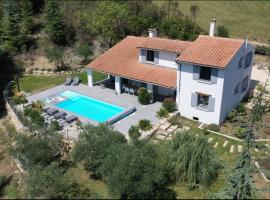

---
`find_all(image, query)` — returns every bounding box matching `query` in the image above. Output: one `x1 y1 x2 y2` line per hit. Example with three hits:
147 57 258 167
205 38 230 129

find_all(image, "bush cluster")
11 95 28 105
138 119 152 131
255 45 270 56
137 87 152 105
206 123 220 132
157 108 169 118
162 98 176 113
24 107 45 128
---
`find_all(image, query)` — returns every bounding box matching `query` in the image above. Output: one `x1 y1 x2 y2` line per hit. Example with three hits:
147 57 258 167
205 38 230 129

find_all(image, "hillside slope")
157 1 270 44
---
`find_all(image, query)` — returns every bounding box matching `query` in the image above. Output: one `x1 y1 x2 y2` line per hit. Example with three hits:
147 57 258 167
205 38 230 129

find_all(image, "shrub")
227 110 237 122
157 108 169 118
217 25 229 38
202 128 209 135
137 87 152 105
29 110 45 128
234 126 246 139
128 125 141 142
50 121 61 131
138 119 152 131
236 103 246 114
0 175 7 190
255 45 270 56
11 95 28 105
162 98 176 112
168 114 182 127
206 123 220 132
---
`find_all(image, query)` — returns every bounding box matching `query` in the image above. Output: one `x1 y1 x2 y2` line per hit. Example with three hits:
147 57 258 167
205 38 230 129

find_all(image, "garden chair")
72 76 80 86
64 77 73 86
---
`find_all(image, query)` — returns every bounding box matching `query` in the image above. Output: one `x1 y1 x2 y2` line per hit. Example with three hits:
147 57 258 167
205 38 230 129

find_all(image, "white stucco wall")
158 51 178 69
219 43 255 122
178 63 225 124
86 69 93 87
138 50 178 69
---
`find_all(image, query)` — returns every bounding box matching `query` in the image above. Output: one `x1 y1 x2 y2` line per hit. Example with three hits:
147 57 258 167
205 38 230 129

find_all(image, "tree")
75 43 93 64
26 162 95 199
160 16 201 41
1 0 22 54
72 124 127 178
20 0 34 37
84 1 130 48
168 132 221 188
217 25 229 38
213 82 268 199
12 130 62 169
44 0 67 45
45 47 64 68
100 142 176 199
190 5 199 21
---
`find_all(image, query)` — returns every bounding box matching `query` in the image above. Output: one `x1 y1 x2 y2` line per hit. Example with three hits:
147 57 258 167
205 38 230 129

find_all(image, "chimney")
209 19 216 37
148 29 157 37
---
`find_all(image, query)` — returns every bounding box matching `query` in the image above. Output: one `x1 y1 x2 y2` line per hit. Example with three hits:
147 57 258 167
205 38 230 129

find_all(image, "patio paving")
27 84 162 136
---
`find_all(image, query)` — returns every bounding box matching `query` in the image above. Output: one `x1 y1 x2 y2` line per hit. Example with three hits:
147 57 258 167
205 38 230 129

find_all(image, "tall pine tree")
212 81 269 199
44 0 66 45
21 0 33 36
1 0 22 54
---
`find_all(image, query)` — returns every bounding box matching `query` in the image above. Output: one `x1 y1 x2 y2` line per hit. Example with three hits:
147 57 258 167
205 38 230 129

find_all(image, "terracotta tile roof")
137 37 191 54
86 36 177 89
177 35 244 68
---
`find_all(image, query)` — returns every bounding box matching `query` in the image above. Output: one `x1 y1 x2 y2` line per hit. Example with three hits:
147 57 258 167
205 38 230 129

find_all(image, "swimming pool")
55 91 126 123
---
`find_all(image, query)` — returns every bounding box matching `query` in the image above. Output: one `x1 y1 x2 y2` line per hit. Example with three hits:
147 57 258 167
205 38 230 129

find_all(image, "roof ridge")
198 35 245 43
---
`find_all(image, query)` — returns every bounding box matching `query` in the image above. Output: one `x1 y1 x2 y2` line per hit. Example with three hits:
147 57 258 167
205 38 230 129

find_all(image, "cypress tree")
21 0 33 36
44 0 66 45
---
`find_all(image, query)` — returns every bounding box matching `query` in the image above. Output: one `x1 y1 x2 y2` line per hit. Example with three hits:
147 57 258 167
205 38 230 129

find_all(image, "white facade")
158 51 178 69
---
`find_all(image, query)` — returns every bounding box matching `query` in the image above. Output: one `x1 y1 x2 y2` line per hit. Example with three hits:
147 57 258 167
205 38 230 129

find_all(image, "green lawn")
156 1 270 43
18 71 107 93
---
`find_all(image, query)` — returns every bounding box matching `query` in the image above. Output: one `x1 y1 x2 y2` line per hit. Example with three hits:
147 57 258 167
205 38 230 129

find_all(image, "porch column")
176 65 181 110
115 76 122 95
86 68 93 87
147 83 153 103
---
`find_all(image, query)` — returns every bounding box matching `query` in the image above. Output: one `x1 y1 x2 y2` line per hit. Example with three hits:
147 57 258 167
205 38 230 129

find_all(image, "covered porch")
86 69 177 102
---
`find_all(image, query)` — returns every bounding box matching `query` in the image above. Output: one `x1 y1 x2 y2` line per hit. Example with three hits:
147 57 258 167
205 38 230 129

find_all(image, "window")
241 76 249 92
245 52 252 68
146 50 154 62
197 93 209 109
238 56 243 69
234 82 241 94
199 66 212 81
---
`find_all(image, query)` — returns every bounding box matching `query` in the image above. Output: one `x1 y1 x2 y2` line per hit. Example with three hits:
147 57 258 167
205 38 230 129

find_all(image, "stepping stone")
156 134 166 140
223 141 228 147
230 145 234 153
238 145 242 153
255 148 259 152
208 137 213 143
265 144 270 148
214 142 219 148
195 134 199 137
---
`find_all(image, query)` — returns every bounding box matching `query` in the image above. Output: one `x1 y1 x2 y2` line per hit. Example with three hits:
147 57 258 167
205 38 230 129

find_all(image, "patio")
26 83 162 136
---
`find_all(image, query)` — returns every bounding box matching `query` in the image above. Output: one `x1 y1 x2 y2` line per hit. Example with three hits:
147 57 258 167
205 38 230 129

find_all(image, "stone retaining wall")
27 68 85 76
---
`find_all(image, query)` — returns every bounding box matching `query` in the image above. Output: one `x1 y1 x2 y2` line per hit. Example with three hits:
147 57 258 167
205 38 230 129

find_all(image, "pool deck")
27 84 161 136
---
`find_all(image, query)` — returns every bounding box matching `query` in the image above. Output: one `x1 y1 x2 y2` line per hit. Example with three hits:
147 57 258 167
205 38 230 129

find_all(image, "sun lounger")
64 77 73 86
65 115 78 123
54 111 67 119
48 116 55 121
46 108 59 116
72 76 80 86
59 121 66 127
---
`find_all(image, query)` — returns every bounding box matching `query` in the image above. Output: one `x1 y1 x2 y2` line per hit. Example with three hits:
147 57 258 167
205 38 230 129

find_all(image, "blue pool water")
56 91 125 123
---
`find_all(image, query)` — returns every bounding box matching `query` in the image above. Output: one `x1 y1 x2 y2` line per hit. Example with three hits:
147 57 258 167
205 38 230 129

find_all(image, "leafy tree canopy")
72 124 127 178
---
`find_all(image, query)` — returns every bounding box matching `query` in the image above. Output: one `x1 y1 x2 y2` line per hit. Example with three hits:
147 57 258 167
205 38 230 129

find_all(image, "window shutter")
211 68 218 84
245 52 252 68
191 93 198 107
193 65 199 80
140 49 146 62
208 97 215 112
154 51 159 64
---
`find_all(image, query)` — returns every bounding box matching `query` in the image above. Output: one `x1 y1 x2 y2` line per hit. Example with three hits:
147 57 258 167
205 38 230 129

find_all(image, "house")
86 19 254 125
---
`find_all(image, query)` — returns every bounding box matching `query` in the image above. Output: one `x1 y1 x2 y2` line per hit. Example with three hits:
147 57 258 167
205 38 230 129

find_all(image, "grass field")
17 71 107 93
156 1 270 43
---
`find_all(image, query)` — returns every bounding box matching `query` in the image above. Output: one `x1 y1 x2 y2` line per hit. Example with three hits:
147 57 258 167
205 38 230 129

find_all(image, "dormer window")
146 50 154 62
